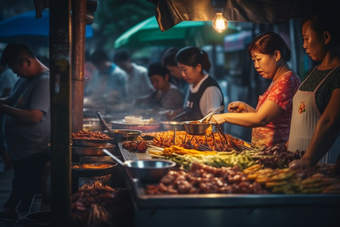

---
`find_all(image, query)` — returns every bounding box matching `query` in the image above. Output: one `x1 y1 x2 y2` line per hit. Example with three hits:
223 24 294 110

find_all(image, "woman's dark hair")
162 47 179 66
148 62 168 78
301 2 340 45
1 42 35 66
247 31 291 61
175 46 211 72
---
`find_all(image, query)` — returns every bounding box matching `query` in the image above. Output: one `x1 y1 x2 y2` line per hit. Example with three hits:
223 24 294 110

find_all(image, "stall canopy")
0 9 93 46
114 16 239 49
147 0 315 31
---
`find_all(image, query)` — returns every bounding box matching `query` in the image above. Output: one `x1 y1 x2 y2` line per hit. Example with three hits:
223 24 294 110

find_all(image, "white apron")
288 65 340 164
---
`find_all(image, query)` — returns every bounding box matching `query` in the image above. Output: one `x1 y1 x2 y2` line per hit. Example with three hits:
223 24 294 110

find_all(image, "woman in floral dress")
211 31 301 149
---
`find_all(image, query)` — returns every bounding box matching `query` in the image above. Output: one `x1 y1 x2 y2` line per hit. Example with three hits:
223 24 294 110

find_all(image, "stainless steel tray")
128 179 340 209
72 143 117 156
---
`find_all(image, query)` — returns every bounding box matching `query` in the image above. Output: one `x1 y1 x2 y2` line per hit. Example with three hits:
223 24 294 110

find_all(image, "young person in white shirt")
175 46 224 120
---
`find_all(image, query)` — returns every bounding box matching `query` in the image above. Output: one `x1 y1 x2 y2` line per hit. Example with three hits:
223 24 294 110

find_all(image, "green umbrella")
114 16 239 49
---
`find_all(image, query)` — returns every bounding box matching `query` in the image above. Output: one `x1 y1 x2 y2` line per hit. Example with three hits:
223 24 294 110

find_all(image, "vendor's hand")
159 110 176 120
289 158 311 169
228 101 248 113
209 114 226 125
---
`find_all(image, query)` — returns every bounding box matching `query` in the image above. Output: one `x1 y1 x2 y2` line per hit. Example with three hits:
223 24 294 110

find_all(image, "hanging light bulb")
212 12 228 33
211 0 228 33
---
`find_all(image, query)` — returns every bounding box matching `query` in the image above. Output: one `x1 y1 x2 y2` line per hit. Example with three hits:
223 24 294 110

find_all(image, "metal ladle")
97 111 112 132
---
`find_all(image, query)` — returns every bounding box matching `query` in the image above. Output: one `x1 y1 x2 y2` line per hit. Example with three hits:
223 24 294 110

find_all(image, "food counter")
116 134 340 227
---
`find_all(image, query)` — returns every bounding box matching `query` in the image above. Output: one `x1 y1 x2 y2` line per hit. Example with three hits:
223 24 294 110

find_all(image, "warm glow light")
212 12 228 33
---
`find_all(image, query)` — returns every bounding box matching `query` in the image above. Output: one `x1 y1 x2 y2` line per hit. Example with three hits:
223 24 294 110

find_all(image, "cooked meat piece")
177 180 192 194
160 174 177 185
130 141 137 151
122 141 131 150
137 140 147 152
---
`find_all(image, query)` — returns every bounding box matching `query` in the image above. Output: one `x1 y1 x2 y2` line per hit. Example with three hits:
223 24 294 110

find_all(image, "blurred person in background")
175 46 224 121
85 49 128 103
0 53 18 173
162 47 189 98
84 50 96 88
133 62 183 115
113 49 154 102
0 42 50 221
210 32 301 150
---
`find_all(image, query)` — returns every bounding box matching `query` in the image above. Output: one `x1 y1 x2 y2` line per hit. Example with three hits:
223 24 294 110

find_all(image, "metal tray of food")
71 138 113 147
128 179 340 209
111 120 161 132
71 162 118 177
72 143 117 156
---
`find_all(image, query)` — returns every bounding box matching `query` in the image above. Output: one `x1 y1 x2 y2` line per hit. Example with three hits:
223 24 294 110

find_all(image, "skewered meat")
70 182 133 227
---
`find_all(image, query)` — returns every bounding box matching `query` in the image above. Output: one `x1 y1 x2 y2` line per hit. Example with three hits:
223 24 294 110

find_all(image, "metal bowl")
183 122 212 135
111 120 161 132
161 121 185 131
124 159 176 182
72 143 117 156
109 129 142 141
71 139 111 147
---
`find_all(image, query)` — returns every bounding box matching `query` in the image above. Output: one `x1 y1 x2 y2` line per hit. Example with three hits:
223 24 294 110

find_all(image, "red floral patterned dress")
251 71 301 149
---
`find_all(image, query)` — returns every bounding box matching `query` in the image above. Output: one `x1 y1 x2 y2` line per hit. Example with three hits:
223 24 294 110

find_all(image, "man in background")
85 49 128 103
0 42 50 221
113 49 154 102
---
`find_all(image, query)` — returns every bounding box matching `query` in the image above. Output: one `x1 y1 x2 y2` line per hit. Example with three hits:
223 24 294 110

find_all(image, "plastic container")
124 115 143 124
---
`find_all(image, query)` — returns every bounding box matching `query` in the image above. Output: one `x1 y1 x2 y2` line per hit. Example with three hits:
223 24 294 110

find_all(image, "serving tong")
184 105 225 124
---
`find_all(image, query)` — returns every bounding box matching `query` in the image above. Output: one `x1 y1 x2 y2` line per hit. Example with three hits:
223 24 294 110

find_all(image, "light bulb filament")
212 12 228 33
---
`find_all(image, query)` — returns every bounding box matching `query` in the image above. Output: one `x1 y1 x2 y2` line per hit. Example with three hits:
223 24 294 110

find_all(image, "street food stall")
30 0 340 226
56 119 340 227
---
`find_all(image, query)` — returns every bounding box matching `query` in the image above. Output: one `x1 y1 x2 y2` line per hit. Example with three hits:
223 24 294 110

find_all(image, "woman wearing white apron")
288 10 340 168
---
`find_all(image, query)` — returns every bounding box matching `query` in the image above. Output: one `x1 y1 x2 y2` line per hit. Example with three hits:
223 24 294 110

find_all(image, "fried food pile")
72 130 112 140
70 182 133 227
147 162 340 195
142 128 244 151
146 162 267 195
122 140 147 152
72 163 113 169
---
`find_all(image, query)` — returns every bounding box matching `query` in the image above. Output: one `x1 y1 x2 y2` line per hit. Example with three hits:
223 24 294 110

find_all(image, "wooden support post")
72 0 87 133
49 0 72 226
